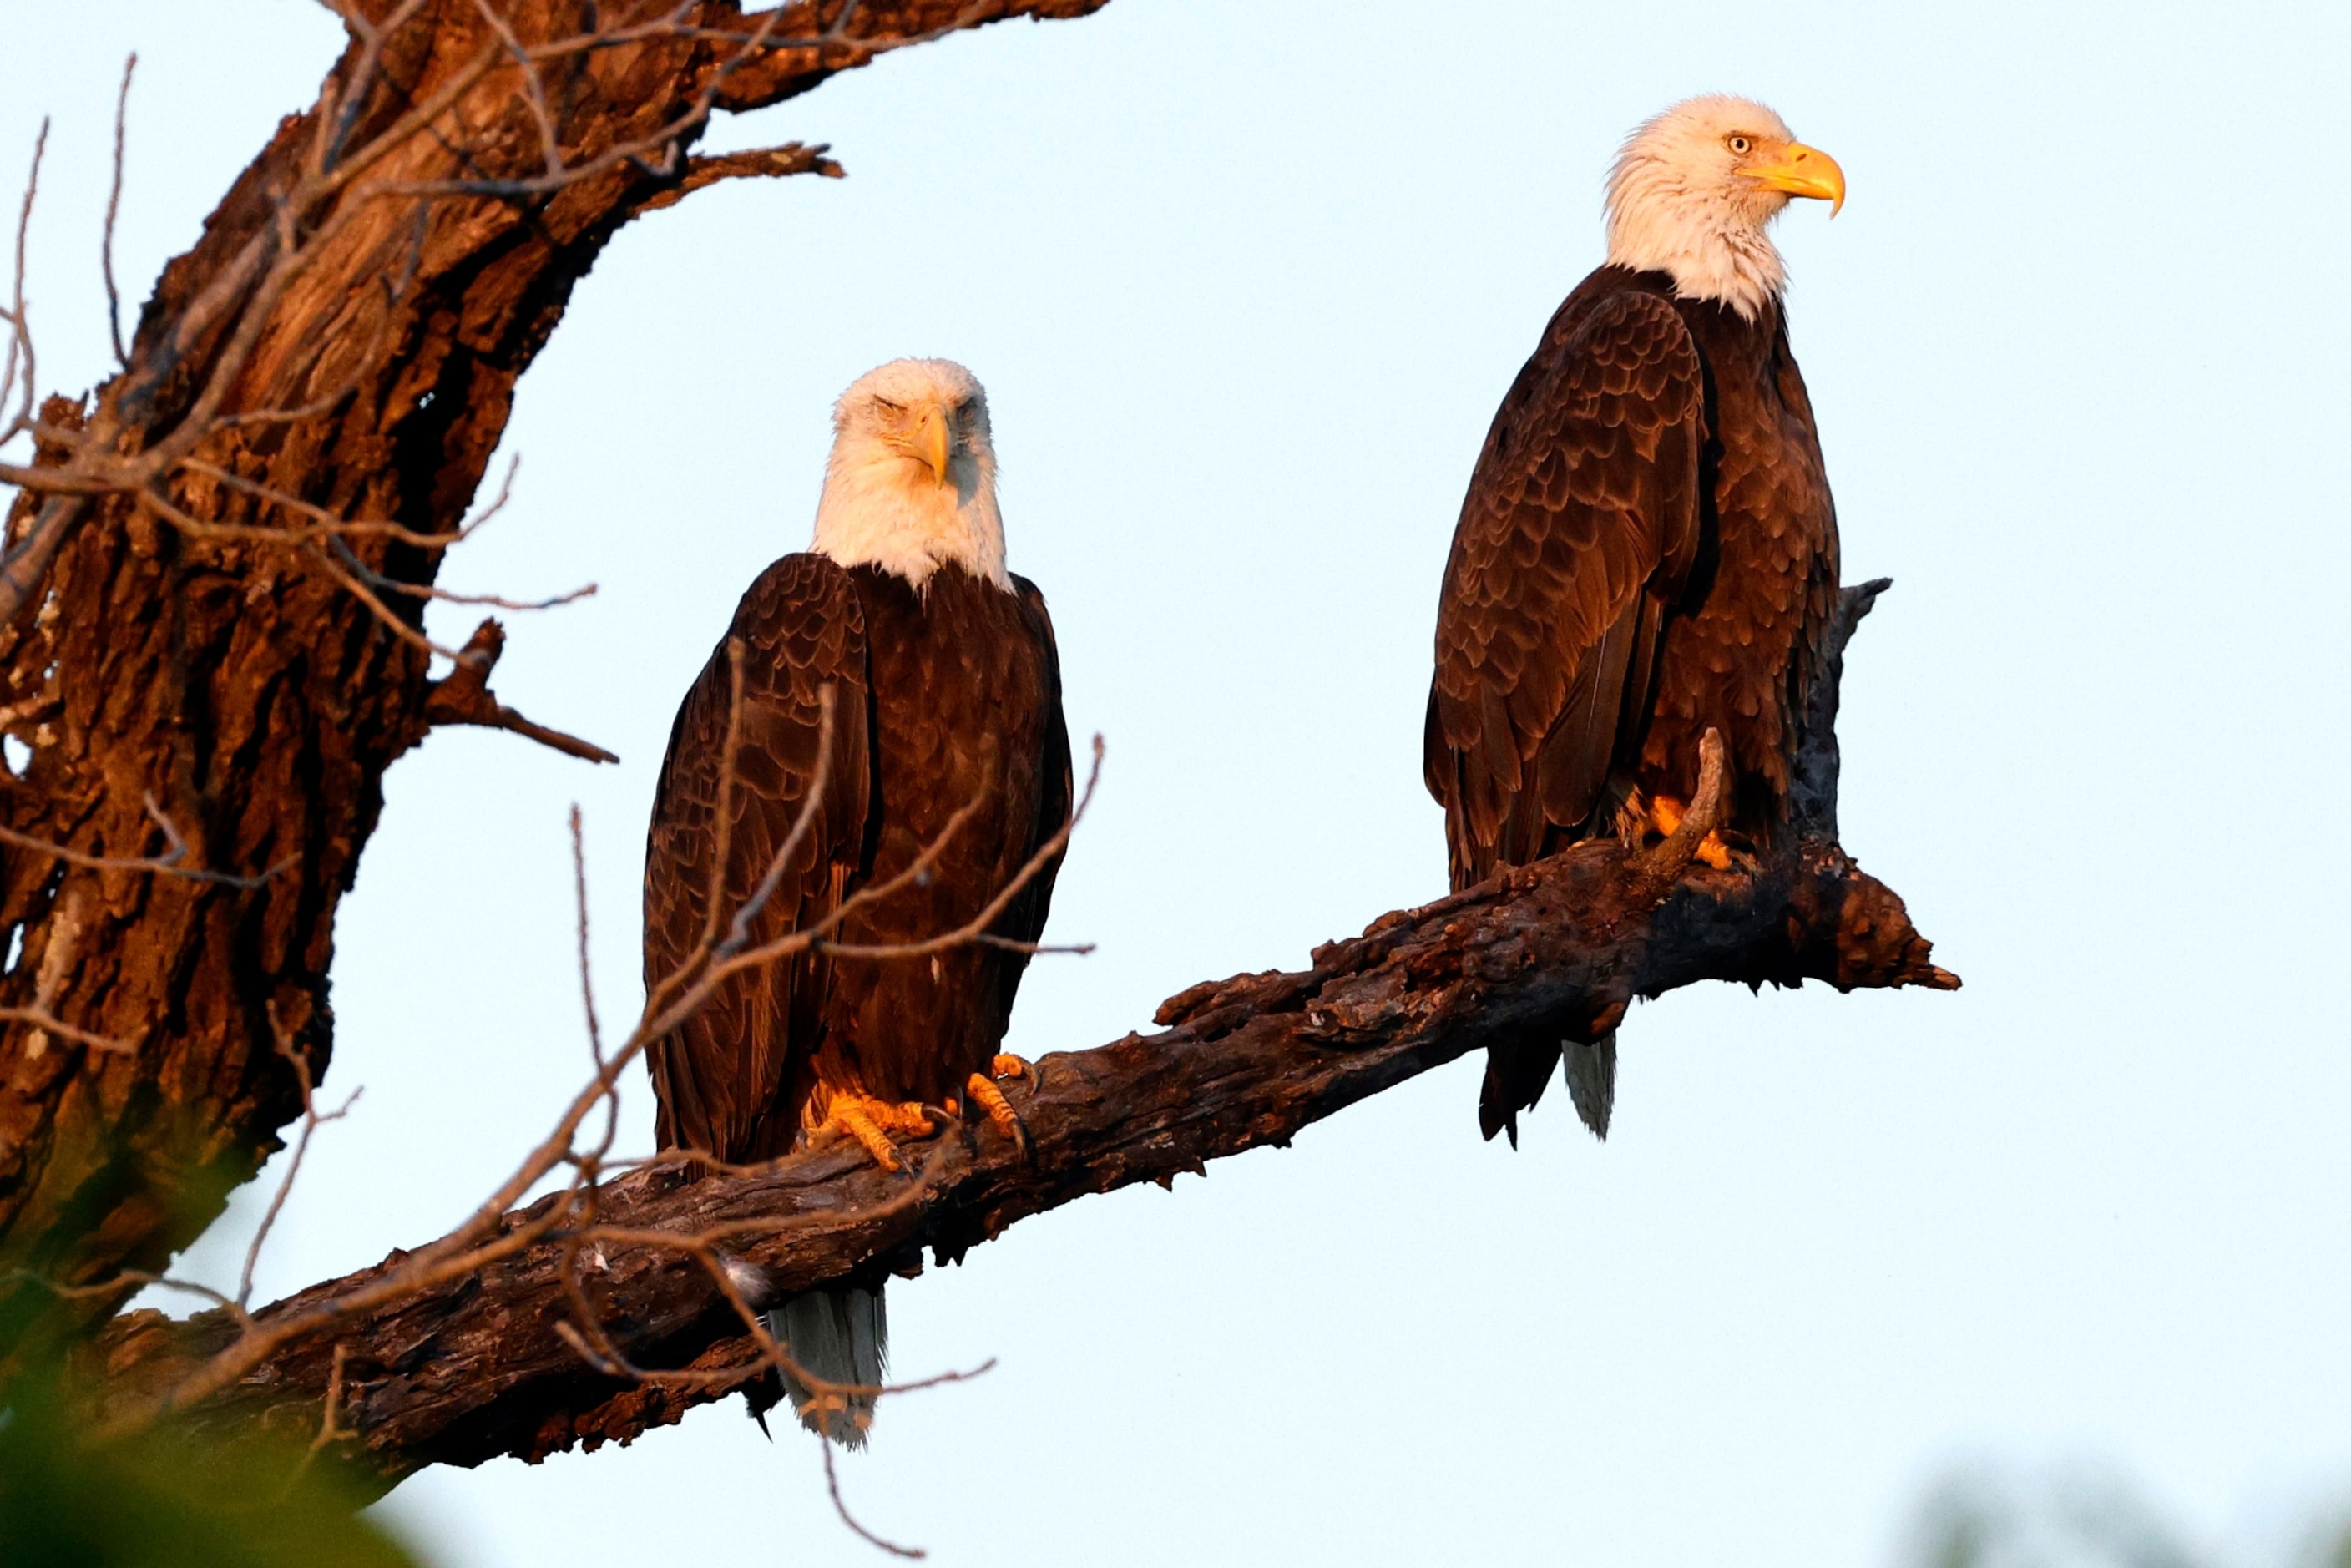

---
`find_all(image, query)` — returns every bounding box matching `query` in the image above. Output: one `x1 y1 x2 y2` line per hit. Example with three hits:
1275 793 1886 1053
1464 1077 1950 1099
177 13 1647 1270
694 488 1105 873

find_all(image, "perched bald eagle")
644 358 1071 1446
1424 95 1847 1144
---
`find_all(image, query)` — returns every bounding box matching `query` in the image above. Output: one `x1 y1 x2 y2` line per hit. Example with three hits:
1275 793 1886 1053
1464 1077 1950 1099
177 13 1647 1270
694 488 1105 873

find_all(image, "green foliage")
1909 1470 2351 1568
0 1373 422 1568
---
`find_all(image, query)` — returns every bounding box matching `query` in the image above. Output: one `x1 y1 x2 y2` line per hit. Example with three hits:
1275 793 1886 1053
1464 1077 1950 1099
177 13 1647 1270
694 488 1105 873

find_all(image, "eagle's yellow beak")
910 403 953 485
1746 141 1846 217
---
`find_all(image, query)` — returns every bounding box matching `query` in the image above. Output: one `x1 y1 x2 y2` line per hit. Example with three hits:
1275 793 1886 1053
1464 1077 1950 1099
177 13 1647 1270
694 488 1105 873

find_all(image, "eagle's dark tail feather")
1479 1034 1557 1146
766 1284 887 1449
1479 1029 1616 1145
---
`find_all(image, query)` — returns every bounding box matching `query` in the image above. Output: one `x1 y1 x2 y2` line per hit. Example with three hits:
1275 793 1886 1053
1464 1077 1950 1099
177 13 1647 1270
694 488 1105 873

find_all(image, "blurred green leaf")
0 1373 422 1568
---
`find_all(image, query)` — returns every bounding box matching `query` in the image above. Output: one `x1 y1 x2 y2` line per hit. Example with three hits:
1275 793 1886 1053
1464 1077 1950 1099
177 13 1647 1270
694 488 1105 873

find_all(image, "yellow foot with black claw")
968 1058 1034 1158
811 1092 936 1172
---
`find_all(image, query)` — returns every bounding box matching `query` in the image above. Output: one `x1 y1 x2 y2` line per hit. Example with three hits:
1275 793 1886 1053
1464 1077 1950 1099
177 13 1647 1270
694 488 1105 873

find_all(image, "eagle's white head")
811 357 1008 592
1604 94 1846 323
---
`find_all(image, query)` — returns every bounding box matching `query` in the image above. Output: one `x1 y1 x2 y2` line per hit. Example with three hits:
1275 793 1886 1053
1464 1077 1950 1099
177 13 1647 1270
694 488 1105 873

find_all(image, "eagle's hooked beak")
910 403 953 486
1745 141 1846 216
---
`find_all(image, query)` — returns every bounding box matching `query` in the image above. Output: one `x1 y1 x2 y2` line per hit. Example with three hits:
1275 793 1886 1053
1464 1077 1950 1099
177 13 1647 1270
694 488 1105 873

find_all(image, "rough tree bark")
80 584 1954 1493
0 0 1110 1375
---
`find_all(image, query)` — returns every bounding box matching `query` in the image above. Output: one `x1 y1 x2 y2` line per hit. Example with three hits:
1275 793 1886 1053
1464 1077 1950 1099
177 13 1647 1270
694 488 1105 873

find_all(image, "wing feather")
1428 286 1705 889
643 555 872 1161
991 575 1074 1033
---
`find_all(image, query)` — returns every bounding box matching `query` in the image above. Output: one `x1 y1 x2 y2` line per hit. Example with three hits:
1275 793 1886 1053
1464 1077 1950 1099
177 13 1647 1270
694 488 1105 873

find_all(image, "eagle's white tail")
1565 1030 1616 1141
766 1285 887 1449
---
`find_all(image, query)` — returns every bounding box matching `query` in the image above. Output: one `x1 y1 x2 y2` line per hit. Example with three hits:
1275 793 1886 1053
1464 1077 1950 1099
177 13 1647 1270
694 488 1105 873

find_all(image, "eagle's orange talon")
1649 796 1686 837
966 1073 1024 1138
810 1092 935 1171
990 1052 1033 1082
966 1071 1030 1156
1696 832 1733 871
824 1096 903 1171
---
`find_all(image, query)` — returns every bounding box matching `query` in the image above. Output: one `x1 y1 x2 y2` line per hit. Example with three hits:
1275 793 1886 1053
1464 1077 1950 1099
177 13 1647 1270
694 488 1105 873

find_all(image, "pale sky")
8 2 2351 1564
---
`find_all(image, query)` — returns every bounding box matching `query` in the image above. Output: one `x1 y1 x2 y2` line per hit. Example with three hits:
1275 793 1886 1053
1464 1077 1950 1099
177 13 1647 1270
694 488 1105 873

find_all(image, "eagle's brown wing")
990 574 1074 1035
1425 289 1706 891
643 554 872 1163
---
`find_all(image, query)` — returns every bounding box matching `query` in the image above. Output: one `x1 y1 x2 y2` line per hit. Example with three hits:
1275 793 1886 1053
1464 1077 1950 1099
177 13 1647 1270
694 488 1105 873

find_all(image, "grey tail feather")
766 1284 887 1450
1564 1030 1615 1141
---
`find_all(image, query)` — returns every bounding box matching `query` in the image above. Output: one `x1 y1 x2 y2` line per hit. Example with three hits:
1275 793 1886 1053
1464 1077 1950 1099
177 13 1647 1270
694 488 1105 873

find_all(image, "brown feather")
643 557 1067 1164
1428 266 1838 1141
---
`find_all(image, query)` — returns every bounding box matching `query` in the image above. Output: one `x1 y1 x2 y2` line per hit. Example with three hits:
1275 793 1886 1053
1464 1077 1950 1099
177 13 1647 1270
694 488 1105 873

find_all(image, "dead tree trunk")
0 0 1110 1377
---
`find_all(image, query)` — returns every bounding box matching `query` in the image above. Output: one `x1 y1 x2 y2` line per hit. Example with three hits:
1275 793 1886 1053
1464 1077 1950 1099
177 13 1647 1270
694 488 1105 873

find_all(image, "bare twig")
816 735 1102 961
238 1014 361 1311
301 540 473 663
3 119 46 442
164 458 500 552
421 619 619 765
8 1267 239 1318
103 55 136 369
720 684 839 957
571 807 605 1074
824 1436 926 1559
0 792 286 888
0 1004 132 1057
326 533 595 614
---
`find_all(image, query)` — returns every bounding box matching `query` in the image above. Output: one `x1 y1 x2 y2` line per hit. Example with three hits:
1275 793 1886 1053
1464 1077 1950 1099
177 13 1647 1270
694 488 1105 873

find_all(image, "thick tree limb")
81 584 1954 1490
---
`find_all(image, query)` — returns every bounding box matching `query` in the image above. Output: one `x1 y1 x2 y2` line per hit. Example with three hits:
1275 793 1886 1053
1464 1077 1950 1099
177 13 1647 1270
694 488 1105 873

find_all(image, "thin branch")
165 457 500 552
103 54 136 370
720 684 839 956
0 1004 132 1056
3 119 46 442
422 618 620 765
571 807 605 1074
285 1343 354 1489
327 532 595 614
238 1012 361 1310
0 792 287 888
824 1437 926 1560
300 540 472 663
8 1267 241 1318
815 735 1101 961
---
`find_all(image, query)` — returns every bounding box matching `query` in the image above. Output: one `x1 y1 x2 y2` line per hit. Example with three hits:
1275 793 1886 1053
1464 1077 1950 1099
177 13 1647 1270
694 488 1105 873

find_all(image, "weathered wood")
0 0 1110 1373
83 583 1952 1486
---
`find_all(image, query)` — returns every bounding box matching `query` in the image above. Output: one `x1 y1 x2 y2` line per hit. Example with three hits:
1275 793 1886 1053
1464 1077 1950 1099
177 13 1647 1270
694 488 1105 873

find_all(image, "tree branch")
2 0 1112 1368
419 619 619 765
79 584 1954 1490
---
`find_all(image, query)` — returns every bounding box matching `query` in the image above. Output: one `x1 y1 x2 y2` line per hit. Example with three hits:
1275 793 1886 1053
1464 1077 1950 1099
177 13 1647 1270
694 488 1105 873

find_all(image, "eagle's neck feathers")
1604 167 1787 324
811 450 1009 594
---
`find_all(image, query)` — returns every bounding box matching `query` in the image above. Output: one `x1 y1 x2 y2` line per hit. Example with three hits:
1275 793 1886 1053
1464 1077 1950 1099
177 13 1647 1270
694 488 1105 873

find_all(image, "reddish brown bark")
86 803 1950 1485
0 0 1110 1373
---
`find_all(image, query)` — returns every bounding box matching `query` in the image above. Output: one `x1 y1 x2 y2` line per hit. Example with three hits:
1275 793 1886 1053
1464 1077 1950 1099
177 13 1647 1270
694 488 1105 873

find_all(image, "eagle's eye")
872 397 903 418
1727 134 1752 155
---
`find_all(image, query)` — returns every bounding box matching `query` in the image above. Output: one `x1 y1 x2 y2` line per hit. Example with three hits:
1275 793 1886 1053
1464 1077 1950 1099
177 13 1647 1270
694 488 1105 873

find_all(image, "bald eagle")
644 358 1071 1446
1424 95 1847 1144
